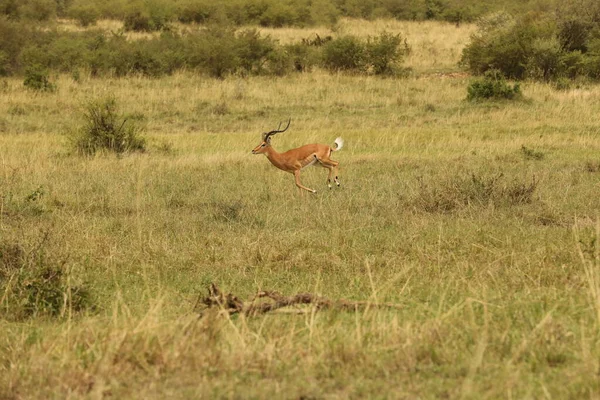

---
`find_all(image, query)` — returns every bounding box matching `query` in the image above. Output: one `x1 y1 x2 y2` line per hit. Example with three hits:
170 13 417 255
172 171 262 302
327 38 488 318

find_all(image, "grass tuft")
72 96 146 155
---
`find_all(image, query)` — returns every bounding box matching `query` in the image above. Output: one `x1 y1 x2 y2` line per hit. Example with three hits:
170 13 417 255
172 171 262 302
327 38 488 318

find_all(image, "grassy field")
1 19 600 399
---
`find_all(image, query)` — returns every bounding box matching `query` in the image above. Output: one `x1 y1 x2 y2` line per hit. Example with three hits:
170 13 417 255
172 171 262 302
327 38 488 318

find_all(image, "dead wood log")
197 284 403 316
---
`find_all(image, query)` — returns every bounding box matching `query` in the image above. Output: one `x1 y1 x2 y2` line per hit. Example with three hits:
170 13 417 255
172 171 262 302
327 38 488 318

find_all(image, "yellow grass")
1 20 600 399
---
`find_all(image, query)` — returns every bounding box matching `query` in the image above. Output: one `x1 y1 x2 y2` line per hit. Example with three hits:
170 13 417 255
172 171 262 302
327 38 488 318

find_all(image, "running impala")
251 119 344 193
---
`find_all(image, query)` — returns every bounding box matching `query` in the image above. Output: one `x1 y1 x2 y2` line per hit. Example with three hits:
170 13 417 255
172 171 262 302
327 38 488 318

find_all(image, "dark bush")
73 97 146 155
467 70 521 101
23 65 56 92
176 0 218 24
0 17 31 76
123 0 173 32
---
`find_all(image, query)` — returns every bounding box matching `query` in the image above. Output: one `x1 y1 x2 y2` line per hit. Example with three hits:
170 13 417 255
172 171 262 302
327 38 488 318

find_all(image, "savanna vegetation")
1 3 600 400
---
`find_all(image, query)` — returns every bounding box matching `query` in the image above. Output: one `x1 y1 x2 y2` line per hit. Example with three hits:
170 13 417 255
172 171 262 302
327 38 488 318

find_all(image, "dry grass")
1 20 600 399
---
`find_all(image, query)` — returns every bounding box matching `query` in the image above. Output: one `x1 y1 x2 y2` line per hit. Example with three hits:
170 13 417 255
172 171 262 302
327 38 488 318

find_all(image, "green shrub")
525 37 563 81
187 27 239 78
23 65 56 92
19 0 56 21
67 2 99 27
0 17 31 76
460 12 553 79
176 0 218 23
466 70 521 101
235 28 276 74
365 31 409 75
123 0 173 32
73 97 146 155
284 42 320 72
259 2 298 27
322 35 365 72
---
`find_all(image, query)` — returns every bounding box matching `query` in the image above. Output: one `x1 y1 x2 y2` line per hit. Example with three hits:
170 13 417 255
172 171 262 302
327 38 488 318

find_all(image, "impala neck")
263 145 286 170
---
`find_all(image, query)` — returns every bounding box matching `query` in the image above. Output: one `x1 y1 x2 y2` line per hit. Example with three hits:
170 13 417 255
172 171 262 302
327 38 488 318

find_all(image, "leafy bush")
67 2 100 27
525 37 563 81
461 5 600 82
259 2 298 27
123 0 174 32
23 65 56 92
73 97 146 155
321 33 409 75
0 17 31 76
18 0 56 21
235 28 276 74
176 0 219 23
467 70 521 101
322 35 365 71
364 31 409 75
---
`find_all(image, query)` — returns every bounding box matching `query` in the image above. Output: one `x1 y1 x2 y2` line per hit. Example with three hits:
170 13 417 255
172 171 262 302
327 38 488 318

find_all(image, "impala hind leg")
294 170 316 193
317 158 340 188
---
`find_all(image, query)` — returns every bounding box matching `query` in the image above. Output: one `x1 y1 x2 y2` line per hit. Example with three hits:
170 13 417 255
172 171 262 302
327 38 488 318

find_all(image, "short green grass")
1 22 600 399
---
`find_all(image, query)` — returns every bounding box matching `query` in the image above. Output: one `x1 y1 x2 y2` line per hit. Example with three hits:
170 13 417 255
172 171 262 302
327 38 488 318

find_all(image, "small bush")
235 28 276 75
322 35 365 72
19 0 56 21
176 0 218 23
73 96 146 155
364 31 409 75
467 70 521 101
123 0 173 32
23 65 56 92
67 3 99 27
259 2 298 27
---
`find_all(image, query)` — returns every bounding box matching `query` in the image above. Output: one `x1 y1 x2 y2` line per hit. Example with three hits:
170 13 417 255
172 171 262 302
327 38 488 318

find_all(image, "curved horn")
263 118 291 142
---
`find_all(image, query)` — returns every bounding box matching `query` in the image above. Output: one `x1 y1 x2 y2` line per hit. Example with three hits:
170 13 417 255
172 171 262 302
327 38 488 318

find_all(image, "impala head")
252 119 291 154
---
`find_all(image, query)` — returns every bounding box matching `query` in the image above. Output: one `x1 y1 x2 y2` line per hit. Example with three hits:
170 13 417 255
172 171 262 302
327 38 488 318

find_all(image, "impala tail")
333 137 344 151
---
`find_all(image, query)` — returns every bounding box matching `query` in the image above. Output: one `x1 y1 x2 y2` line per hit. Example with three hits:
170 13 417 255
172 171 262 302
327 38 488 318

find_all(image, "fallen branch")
197 283 403 316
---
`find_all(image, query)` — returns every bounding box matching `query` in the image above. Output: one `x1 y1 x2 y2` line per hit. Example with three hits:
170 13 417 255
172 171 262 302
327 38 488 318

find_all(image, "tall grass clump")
73 96 146 155
0 236 94 321
413 172 537 213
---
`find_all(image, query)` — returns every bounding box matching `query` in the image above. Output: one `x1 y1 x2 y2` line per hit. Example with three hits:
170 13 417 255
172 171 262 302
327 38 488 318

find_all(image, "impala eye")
261 143 265 147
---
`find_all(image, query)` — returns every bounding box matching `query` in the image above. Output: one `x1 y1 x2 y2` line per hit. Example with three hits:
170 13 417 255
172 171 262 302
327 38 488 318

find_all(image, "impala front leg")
294 170 316 193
